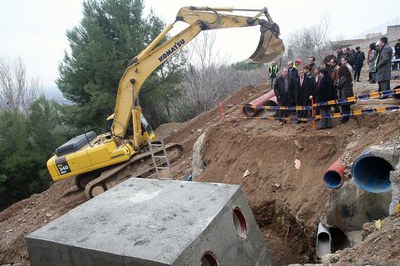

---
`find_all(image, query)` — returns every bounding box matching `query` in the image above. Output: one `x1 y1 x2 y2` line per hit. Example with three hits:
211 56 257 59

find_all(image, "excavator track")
83 143 183 198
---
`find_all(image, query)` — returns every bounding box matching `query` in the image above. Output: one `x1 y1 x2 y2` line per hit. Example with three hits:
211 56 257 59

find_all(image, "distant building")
330 24 400 52
364 33 381 40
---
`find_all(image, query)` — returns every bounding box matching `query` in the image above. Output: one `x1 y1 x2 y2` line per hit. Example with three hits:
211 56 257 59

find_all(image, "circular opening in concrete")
233 207 248 239
352 156 394 193
323 170 343 189
201 251 219 266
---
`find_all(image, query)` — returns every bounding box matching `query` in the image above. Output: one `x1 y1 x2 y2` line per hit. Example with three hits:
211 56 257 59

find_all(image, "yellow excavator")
46 6 285 198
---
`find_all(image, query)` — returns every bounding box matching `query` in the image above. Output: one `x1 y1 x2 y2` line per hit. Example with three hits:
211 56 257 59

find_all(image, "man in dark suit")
314 68 336 129
287 61 299 80
274 67 297 124
376 36 393 94
296 66 315 121
354 46 365 82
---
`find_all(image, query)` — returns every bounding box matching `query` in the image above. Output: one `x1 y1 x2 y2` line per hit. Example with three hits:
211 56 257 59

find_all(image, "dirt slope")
1 81 400 265
0 178 86 264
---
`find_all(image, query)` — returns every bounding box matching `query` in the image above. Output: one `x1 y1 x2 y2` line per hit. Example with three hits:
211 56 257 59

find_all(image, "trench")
252 200 316 265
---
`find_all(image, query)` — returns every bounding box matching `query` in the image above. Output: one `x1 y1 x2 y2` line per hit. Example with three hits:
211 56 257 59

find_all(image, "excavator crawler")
47 6 284 198
83 143 183 198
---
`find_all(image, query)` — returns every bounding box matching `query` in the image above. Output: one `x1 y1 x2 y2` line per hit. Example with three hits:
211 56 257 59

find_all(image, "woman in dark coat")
314 68 336 129
367 42 377 83
337 65 354 123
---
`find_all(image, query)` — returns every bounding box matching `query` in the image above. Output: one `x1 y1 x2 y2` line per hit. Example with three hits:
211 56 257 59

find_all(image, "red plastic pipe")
323 158 345 189
242 90 276 117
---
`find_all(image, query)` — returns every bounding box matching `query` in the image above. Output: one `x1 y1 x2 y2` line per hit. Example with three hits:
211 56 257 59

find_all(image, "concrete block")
26 178 273 266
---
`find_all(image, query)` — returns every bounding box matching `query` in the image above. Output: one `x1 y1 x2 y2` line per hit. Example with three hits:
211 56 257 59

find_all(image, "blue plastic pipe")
352 151 394 193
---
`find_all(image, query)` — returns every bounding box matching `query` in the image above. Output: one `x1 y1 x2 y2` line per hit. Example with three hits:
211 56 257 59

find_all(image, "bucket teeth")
247 24 285 64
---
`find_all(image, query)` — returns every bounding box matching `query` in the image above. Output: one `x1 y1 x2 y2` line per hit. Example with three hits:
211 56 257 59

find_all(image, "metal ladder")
147 139 172 180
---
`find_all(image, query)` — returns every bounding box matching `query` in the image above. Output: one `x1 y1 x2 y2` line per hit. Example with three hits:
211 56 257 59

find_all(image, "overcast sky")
0 0 399 88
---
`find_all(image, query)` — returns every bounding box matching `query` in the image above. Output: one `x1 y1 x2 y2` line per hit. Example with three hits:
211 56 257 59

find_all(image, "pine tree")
0 97 70 210
57 0 185 131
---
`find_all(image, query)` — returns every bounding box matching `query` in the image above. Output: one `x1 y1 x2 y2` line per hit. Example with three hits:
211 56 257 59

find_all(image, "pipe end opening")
324 171 344 189
352 156 394 193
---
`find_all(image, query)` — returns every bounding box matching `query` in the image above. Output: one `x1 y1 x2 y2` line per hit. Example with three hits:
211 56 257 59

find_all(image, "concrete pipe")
316 223 331 258
392 85 400 103
352 146 399 193
242 90 277 117
323 158 345 189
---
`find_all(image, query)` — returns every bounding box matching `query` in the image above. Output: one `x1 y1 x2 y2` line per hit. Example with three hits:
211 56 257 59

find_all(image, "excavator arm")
111 6 285 146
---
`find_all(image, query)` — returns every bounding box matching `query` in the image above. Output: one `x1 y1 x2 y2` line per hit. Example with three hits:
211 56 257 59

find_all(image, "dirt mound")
326 213 400 265
1 81 400 265
154 122 186 140
0 178 86 264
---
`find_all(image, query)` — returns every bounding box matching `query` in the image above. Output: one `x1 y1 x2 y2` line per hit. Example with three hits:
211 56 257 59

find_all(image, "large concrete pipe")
352 146 399 193
323 158 345 189
389 165 400 215
242 90 278 117
316 223 331 258
392 85 400 103
326 179 392 232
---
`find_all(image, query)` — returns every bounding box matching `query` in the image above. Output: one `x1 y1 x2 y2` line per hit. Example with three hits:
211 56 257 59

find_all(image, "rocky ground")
1 75 400 265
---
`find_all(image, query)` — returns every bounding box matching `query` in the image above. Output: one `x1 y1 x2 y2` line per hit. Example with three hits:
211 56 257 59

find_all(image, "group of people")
392 39 400 71
268 36 395 130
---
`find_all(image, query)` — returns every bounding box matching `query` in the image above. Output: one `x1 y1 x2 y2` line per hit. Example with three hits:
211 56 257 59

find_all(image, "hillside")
1 80 400 265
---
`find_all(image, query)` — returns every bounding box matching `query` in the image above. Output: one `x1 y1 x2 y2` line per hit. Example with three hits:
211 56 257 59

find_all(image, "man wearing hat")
376 36 393 94
354 46 365 82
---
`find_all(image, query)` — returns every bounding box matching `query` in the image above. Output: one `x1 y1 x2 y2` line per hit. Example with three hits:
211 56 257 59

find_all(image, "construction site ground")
1 75 400 265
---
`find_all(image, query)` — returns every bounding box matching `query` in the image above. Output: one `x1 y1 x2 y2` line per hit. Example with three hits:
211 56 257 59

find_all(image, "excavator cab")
139 113 156 144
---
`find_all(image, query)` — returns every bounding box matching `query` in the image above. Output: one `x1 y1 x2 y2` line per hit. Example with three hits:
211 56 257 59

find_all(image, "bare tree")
0 57 41 112
283 16 331 66
186 31 229 69
174 31 262 117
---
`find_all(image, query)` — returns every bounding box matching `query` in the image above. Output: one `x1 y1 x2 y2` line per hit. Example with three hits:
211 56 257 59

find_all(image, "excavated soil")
1 80 400 265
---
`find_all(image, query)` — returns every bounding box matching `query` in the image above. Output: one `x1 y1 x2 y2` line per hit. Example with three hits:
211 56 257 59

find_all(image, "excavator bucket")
247 22 285 64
